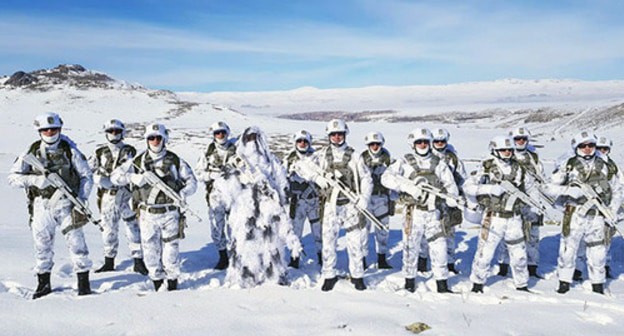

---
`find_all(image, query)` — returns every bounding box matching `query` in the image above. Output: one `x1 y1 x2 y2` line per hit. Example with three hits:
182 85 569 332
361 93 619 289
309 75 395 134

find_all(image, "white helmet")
293 130 312 153
571 131 597 159
34 112 63 144
431 128 450 151
509 127 531 150
596 136 613 149
325 119 349 135
103 119 125 144
407 128 432 156
209 121 230 145
364 131 385 155
33 112 63 130
489 135 514 161
144 123 168 153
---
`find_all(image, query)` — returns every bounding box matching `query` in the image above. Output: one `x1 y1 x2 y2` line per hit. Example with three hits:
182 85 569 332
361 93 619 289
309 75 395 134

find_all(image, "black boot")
153 279 164 291
528 265 542 279
516 286 530 292
556 281 570 294
351 277 366 291
167 279 178 291
471 283 484 293
606 266 613 279
288 257 300 269
573 269 583 281
215 249 229 270
133 258 149 276
417 257 428 272
405 278 416 293
95 257 115 273
321 277 338 292
33 272 52 299
317 252 323 266
77 271 91 296
447 263 458 274
362 257 368 270
497 263 509 276
377 254 392 269
436 279 453 293
592 283 604 294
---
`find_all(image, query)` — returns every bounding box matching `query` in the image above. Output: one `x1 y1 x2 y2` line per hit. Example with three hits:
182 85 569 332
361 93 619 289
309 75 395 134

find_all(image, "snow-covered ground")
1 79 624 335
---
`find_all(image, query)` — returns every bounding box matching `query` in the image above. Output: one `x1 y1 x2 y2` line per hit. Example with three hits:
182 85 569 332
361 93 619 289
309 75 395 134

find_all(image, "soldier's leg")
470 216 505 285
321 206 341 279
403 210 426 280
584 216 607 285
505 217 529 288
161 211 182 283
371 196 390 256
120 197 142 259
139 212 166 281
31 199 58 274
99 194 121 259
424 211 449 281
557 214 585 283
345 204 366 279
306 199 322 254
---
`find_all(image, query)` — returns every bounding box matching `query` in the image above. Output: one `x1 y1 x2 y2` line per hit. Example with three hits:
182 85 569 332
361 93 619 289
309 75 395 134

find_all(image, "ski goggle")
106 129 123 135
147 135 163 141
577 143 596 149
414 139 429 145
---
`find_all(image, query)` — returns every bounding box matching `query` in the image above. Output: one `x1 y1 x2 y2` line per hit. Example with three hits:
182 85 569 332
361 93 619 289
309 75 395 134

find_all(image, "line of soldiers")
8 112 622 298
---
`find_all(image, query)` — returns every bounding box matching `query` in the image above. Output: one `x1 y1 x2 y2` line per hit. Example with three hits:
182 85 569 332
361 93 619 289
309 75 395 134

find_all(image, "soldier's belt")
139 204 178 214
490 211 519 219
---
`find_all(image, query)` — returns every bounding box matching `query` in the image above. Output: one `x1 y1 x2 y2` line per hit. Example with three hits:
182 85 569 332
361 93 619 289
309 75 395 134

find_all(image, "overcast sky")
1 0 623 92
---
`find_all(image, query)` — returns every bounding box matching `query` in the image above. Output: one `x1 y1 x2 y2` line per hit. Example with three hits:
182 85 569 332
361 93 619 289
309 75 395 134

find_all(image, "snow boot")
606 266 613 279
215 249 229 270
33 272 52 300
317 252 323 266
573 269 583 281
556 281 570 294
405 278 416 293
528 265 542 279
436 279 453 293
167 279 178 291
288 257 300 269
77 271 91 296
377 254 392 269
351 278 366 291
516 286 530 292
153 279 164 291
497 263 509 276
447 263 458 274
471 283 484 293
417 257 428 272
95 257 115 273
133 258 149 276
321 277 338 292
592 283 604 294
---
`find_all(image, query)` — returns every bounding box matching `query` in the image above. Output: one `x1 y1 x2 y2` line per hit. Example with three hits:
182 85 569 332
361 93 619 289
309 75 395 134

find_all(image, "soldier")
8 112 93 298
89 119 148 275
195 121 236 270
111 123 197 291
464 135 530 293
296 119 373 291
283 130 322 268
497 127 545 278
360 131 394 269
381 128 458 293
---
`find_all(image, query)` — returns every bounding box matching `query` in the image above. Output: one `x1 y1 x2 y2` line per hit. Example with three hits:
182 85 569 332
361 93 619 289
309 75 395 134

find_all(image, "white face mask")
40 132 60 145
148 141 164 153
106 133 123 144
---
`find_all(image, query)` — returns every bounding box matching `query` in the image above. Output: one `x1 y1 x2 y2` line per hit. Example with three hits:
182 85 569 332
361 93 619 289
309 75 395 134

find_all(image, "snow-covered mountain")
1 65 624 335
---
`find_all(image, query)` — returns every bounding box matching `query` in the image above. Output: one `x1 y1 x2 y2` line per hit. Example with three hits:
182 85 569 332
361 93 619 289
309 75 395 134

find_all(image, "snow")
1 78 624 335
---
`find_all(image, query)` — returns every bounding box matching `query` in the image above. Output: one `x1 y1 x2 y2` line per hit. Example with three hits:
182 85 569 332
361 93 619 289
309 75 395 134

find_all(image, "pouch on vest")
447 206 463 227
562 205 575 237
63 208 89 235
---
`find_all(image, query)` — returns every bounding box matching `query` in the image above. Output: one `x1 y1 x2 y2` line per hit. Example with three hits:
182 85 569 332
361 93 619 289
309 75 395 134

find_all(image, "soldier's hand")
564 186 584 199
30 175 51 189
129 173 147 187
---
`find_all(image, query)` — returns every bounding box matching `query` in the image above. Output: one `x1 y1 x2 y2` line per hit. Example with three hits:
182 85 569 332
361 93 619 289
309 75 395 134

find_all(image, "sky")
1 0 624 92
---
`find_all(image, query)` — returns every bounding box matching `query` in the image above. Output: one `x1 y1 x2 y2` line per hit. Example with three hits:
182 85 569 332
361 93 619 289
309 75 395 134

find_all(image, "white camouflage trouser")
208 192 229 252
498 207 540 266
419 211 456 264
404 208 448 280
558 212 606 284
576 225 614 273
321 202 366 279
291 195 322 253
30 198 92 274
470 214 528 287
362 194 390 256
139 207 181 281
99 191 142 258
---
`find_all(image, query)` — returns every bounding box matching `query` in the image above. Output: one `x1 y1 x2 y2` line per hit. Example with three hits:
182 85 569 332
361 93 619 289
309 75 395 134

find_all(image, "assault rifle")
520 165 557 207
392 174 476 211
570 181 619 228
22 153 103 232
499 180 548 215
296 160 387 232
133 164 203 222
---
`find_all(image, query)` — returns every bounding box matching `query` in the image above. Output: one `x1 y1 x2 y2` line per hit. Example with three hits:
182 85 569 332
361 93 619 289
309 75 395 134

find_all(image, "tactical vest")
133 150 183 205
564 156 612 204
402 153 441 205
607 158 619 181
27 139 81 198
361 148 391 195
477 158 524 213
95 144 136 175
325 146 356 192
440 150 463 186
286 150 312 194
515 150 539 175
203 142 236 195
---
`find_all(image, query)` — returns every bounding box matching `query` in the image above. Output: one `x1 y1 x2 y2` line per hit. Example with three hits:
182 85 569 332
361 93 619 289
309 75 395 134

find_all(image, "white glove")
315 176 330 190
94 175 113 189
130 173 147 187
356 197 369 210
480 184 505 196
403 184 423 200
31 175 51 189
446 198 458 208
565 186 584 199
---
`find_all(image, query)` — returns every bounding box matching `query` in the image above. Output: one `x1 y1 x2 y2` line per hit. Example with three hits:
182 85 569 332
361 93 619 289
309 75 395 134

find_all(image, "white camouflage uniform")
8 135 93 275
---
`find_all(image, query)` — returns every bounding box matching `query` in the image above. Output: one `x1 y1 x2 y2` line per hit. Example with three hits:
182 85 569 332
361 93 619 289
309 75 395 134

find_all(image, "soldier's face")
296 139 309 150
39 128 60 136
214 130 226 140
329 132 345 145
577 142 596 156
